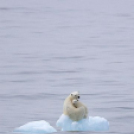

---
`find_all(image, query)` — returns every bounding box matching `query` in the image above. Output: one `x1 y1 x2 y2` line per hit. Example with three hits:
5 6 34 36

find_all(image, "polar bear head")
70 91 80 101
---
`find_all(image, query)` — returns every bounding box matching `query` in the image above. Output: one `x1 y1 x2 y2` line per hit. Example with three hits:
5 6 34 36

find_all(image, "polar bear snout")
75 95 80 100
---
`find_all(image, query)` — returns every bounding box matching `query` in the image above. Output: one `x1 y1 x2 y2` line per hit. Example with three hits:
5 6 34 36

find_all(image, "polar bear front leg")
68 106 85 121
75 106 85 121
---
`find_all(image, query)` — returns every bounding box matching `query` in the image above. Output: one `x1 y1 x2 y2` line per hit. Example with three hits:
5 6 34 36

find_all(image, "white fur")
63 91 88 121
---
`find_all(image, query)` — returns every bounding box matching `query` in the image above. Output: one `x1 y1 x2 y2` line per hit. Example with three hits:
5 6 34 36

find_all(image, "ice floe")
14 120 57 133
56 114 109 131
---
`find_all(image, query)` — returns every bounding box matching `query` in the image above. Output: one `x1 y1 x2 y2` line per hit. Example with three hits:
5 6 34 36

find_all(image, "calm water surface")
0 0 134 134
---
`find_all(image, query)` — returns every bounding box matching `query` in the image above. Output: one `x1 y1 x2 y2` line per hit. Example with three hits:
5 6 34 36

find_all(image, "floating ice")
56 114 109 132
14 120 57 134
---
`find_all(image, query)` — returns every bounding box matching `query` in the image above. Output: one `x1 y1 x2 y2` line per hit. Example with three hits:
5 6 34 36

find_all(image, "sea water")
0 0 134 134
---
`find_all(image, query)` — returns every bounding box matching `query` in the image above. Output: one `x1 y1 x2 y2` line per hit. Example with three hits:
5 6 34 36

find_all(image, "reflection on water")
0 0 134 134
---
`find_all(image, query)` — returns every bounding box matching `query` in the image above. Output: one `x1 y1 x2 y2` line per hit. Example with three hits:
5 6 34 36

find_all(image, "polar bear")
63 91 88 121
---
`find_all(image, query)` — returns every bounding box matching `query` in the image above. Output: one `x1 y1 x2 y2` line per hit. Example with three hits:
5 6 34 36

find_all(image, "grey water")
0 0 134 134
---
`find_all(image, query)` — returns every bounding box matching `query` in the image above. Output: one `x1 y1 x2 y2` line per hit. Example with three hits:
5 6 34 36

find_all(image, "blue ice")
56 114 109 132
14 120 57 134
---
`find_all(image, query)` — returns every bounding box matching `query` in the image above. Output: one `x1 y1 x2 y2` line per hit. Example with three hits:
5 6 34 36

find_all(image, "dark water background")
0 0 134 134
